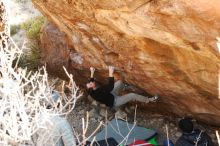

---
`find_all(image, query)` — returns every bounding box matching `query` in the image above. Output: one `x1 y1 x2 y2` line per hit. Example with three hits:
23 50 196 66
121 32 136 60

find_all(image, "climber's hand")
90 67 95 73
109 66 114 77
90 67 95 78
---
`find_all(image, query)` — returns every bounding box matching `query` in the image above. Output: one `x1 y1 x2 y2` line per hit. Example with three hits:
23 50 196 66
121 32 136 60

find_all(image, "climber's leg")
114 93 159 107
111 80 124 96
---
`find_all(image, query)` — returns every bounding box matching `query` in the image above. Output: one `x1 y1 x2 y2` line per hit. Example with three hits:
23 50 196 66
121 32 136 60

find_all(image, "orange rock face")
33 0 220 125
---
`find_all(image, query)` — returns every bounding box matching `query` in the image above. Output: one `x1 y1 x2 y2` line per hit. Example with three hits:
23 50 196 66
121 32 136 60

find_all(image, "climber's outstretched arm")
90 67 95 78
108 66 114 77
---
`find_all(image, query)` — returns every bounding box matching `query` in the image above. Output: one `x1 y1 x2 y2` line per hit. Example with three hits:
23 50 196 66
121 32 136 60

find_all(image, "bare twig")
0 2 81 145
194 130 203 146
78 121 104 146
216 130 220 146
165 124 170 146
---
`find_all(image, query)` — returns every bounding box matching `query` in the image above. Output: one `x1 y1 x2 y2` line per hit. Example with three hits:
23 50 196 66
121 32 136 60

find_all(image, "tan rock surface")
33 0 220 125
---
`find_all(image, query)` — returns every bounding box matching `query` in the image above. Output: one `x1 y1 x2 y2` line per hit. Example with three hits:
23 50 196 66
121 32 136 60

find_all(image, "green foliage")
14 44 42 72
14 16 45 71
10 24 21 36
21 16 44 39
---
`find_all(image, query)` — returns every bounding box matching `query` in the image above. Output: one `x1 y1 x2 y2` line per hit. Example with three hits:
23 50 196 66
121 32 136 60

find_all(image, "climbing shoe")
149 95 159 102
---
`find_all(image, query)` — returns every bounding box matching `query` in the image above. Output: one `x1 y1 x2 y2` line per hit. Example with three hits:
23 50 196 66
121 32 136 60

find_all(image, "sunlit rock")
33 0 220 125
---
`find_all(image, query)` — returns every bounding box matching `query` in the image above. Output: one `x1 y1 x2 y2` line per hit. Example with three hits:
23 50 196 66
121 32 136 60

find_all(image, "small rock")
158 118 164 122
108 115 114 121
100 104 107 108
91 118 96 122
78 109 84 115
115 110 127 120
130 106 135 111
89 109 96 116
149 121 154 125
170 123 175 127
99 108 107 117
98 116 104 121
91 101 98 106
175 132 182 138
210 134 216 140
87 95 94 102
125 107 131 113
139 121 145 126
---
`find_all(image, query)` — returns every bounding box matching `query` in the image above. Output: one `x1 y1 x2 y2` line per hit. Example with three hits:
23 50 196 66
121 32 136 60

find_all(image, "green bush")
13 44 42 71
10 25 21 36
12 16 45 72
21 16 44 39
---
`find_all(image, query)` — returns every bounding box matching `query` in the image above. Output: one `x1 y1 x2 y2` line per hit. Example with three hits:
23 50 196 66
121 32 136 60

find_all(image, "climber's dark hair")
178 117 193 133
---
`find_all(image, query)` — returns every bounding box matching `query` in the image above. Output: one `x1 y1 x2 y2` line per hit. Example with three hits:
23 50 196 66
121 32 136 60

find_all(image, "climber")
176 118 214 146
86 66 158 107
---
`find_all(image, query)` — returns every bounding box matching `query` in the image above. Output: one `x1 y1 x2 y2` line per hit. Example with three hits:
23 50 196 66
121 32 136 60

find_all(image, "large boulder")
33 0 220 125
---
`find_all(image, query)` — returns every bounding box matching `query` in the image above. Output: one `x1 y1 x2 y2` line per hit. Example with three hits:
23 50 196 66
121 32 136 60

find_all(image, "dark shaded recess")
188 42 201 51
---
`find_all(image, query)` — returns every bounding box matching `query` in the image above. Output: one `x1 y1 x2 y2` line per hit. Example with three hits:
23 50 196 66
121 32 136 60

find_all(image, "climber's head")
178 118 194 133
86 81 96 90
